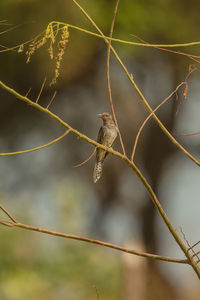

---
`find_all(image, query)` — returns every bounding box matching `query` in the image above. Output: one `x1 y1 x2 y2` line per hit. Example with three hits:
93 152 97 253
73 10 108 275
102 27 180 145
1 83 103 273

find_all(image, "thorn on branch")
25 87 32 98
36 77 46 104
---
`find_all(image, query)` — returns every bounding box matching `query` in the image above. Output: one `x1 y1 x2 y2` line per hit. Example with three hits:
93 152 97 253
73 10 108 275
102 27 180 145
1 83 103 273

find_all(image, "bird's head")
98 112 113 123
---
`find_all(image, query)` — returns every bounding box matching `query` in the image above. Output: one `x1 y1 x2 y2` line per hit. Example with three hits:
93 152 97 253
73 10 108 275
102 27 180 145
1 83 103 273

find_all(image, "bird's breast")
102 125 118 147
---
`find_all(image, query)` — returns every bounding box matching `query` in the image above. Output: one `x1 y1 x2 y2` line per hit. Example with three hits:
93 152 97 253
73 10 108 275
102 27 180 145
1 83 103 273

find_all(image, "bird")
93 112 118 183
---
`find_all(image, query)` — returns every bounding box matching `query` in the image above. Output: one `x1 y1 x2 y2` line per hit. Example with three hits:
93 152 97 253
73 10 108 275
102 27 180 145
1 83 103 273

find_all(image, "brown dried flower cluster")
50 25 69 85
23 23 69 84
26 36 47 64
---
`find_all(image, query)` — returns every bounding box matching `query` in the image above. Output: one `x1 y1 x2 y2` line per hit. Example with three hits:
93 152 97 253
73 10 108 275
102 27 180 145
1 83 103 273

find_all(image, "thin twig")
36 77 46 104
46 90 57 110
188 241 200 250
2 20 200 55
0 204 17 223
74 148 96 168
0 219 188 264
0 20 12 25
0 27 47 53
192 251 200 258
0 129 70 156
0 24 22 36
131 82 185 161
179 227 200 263
131 61 195 161
48 21 200 49
25 87 32 98
176 131 200 137
185 65 197 81
106 0 126 156
131 33 200 64
188 241 200 264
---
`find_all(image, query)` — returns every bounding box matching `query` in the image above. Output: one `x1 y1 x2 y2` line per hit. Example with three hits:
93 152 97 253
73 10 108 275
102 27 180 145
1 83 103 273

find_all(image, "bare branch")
25 87 32 97
0 24 22 36
36 77 46 104
46 90 57 109
131 33 200 64
131 82 185 161
0 129 70 156
176 131 200 137
0 80 123 156
106 0 126 156
188 241 200 250
0 203 17 223
1 79 200 276
74 148 96 168
179 227 200 264
0 219 188 264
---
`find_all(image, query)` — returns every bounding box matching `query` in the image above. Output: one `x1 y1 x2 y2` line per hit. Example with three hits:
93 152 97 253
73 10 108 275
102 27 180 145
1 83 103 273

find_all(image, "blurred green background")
0 0 200 299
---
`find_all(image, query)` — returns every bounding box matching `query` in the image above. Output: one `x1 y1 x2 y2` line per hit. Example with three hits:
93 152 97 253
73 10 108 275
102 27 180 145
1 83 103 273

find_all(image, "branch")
0 219 188 264
0 80 124 156
0 29 45 53
2 22 200 55
176 131 200 137
70 0 200 279
131 33 200 64
1 0 200 278
49 22 200 49
2 21 199 166
0 129 70 156
131 81 185 161
1 79 200 277
47 14 200 166
0 24 22 36
0 203 17 223
46 91 57 109
106 0 126 156
73 148 96 168
36 77 46 104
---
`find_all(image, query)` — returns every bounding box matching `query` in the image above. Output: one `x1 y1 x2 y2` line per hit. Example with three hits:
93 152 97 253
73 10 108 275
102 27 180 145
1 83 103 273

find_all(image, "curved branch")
1 21 200 55
0 219 188 264
0 80 123 154
74 148 96 168
0 129 70 156
49 21 200 49
131 82 185 161
0 204 17 223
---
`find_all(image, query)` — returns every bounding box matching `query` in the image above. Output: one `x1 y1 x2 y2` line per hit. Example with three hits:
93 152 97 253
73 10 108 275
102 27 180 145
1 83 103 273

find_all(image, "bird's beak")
98 113 103 118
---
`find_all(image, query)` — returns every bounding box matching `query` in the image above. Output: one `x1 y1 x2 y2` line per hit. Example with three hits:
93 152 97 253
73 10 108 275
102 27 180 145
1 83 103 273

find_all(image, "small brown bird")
93 112 118 183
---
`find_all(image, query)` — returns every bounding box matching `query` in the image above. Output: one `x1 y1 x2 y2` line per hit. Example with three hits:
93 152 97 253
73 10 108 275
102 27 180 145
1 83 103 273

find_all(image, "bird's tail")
93 161 103 183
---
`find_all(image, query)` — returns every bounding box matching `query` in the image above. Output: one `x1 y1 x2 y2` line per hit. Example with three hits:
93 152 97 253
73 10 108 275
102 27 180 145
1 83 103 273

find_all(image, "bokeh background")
0 0 200 299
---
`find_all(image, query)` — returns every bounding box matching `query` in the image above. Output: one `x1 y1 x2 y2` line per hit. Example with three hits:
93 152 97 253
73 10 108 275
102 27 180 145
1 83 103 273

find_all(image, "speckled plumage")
93 113 118 183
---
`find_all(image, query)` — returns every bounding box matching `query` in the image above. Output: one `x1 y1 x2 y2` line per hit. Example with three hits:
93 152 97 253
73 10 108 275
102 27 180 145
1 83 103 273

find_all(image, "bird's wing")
97 126 105 144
